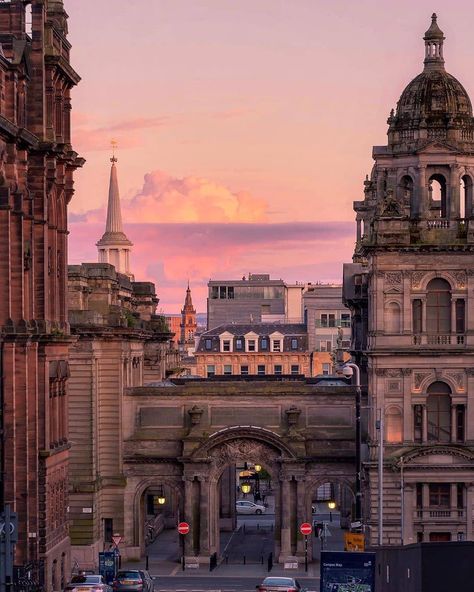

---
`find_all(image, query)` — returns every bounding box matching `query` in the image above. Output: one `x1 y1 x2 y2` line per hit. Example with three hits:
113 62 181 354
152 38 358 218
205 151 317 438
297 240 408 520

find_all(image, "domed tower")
350 15 474 547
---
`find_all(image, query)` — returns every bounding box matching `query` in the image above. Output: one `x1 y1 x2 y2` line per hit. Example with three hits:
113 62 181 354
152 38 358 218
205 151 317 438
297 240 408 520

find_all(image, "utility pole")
400 456 404 545
376 409 384 546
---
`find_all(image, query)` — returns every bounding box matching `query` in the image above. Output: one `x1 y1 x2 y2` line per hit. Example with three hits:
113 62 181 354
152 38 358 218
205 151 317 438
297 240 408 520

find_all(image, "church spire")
182 281 195 313
423 13 445 71
96 143 134 279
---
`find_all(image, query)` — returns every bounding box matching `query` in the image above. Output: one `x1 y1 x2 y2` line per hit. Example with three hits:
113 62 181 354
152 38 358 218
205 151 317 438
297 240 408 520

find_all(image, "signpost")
299 522 312 572
344 532 365 552
177 522 190 570
98 551 116 584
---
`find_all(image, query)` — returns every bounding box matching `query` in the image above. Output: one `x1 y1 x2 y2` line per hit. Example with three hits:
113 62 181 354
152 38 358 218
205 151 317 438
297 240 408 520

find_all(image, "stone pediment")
415 140 459 155
397 446 474 467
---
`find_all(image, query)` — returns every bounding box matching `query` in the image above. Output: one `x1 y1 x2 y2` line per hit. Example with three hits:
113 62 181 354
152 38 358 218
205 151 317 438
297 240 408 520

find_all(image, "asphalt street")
152 575 320 592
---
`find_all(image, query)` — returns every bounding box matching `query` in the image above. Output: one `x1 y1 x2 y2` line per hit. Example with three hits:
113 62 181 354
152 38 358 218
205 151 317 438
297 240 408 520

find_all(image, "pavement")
120 502 345 590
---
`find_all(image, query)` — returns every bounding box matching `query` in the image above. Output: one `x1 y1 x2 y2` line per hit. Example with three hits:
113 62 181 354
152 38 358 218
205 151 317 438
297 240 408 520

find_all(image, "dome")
396 70 472 121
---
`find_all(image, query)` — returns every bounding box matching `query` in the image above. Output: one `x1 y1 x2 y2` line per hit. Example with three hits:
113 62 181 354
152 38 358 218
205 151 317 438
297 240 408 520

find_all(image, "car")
256 576 304 592
64 574 112 592
112 570 153 592
236 500 266 515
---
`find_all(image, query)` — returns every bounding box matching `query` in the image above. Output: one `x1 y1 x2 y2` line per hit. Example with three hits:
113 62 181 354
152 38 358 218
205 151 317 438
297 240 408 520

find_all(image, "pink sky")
66 1 474 312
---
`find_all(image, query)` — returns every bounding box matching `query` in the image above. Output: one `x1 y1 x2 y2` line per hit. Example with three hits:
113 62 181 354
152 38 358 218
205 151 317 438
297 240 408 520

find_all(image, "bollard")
145 554 149 570
243 555 246 565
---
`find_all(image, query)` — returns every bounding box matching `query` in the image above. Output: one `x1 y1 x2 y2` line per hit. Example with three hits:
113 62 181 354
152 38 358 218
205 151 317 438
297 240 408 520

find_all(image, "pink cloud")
72 169 268 224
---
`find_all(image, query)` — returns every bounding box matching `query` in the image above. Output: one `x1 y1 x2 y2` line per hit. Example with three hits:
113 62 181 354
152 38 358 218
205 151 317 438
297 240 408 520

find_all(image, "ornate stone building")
0 1 83 589
347 14 474 545
179 282 197 354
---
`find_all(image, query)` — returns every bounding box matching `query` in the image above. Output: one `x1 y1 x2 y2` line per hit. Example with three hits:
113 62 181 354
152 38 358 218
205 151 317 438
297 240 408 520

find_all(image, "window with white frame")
274 364 282 375
222 340 231 352
319 340 333 352
247 339 256 352
223 365 232 375
257 365 266 375
207 365 215 377
240 365 249 375
322 363 331 375
272 340 281 352
291 364 299 375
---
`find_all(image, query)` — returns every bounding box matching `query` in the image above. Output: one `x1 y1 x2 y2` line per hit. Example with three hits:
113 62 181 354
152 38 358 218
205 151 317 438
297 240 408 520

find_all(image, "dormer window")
222 340 231 352
205 338 212 350
272 340 281 352
235 338 244 351
247 339 256 352
291 338 298 350
261 337 268 350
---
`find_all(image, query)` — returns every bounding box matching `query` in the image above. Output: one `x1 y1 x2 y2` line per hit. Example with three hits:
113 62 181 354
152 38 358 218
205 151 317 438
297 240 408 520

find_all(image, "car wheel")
256 509 262 515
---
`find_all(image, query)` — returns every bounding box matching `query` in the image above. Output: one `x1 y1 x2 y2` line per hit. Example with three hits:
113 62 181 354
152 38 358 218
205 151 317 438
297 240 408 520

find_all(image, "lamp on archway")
254 464 262 473
241 481 252 495
328 500 336 510
156 485 166 505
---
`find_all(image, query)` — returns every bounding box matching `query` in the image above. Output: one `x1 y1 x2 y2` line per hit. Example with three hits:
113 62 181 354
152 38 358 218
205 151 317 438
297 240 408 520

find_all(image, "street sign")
300 522 312 536
320 551 375 592
344 532 365 552
178 522 190 535
111 534 122 547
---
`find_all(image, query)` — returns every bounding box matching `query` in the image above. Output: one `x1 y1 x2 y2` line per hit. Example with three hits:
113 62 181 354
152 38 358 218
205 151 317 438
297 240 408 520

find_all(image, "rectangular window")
222 340 231 352
274 365 282 375
341 313 351 327
319 339 332 352
219 286 227 299
320 314 328 327
205 338 212 350
240 365 249 375
223 365 232 375
414 404 423 443
322 363 331 375
328 314 336 327
456 299 465 334
211 286 218 299
342 340 351 349
291 365 299 375
247 339 256 352
416 483 423 509
456 405 465 442
228 286 234 299
260 338 268 350
235 338 243 351
291 338 298 350
207 365 215 377
429 483 450 508
413 299 423 334
257 365 266 375
272 340 281 352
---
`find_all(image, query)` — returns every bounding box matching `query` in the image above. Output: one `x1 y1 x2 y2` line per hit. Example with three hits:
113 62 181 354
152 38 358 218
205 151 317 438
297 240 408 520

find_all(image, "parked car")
256 576 304 592
64 574 112 592
236 500 266 515
112 570 153 592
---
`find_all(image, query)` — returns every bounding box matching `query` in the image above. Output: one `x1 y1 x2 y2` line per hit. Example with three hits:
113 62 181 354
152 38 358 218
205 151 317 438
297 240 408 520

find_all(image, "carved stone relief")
414 372 430 390
411 271 425 288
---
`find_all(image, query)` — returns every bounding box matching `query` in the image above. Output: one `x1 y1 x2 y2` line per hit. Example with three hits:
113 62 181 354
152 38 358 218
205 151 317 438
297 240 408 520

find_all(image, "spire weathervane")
111 139 118 164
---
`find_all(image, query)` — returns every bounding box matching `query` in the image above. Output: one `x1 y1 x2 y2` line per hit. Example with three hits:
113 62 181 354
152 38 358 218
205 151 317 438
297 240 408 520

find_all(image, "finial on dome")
423 13 445 70
110 139 118 164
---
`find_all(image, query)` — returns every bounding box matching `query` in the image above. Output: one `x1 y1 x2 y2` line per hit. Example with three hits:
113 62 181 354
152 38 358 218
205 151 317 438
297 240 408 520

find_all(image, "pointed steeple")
180 282 197 348
182 281 196 314
97 145 134 279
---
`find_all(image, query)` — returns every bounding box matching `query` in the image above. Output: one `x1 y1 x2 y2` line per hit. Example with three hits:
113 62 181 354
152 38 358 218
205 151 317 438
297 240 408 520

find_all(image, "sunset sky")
66 1 474 312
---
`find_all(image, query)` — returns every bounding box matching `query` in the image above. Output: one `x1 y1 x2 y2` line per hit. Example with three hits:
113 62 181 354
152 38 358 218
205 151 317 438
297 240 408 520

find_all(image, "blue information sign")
98 551 116 584
320 551 376 592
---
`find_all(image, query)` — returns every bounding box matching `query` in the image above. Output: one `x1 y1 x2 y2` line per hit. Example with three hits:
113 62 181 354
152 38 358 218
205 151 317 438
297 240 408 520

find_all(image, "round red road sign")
300 522 312 536
178 522 190 535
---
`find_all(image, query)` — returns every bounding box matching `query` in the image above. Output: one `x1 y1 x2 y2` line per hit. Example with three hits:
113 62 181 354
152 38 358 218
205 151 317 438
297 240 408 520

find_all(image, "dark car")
64 574 112 592
112 570 153 592
256 577 304 592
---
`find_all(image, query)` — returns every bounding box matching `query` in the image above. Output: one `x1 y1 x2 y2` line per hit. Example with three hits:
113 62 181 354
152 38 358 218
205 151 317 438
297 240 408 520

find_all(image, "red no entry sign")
300 522 312 536
178 522 190 535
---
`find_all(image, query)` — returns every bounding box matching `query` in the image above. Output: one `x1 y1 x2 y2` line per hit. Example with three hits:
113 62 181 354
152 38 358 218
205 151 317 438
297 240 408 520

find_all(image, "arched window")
385 302 401 333
426 278 451 334
461 175 472 219
385 407 403 443
427 381 451 442
413 299 423 333
429 174 447 218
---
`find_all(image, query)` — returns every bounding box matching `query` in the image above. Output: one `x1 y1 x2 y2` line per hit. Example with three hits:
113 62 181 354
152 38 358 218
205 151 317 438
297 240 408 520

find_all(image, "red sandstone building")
0 1 82 589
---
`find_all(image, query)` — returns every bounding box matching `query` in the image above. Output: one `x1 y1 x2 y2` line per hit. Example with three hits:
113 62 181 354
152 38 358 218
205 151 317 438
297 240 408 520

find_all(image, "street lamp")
156 485 166 505
327 501 336 510
254 464 262 473
241 482 251 495
341 363 362 523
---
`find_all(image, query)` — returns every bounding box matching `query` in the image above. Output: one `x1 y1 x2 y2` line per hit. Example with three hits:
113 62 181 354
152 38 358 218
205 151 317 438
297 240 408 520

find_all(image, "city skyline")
66 1 474 311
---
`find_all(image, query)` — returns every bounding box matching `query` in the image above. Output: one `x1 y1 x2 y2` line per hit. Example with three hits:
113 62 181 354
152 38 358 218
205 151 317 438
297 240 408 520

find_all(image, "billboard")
320 551 376 592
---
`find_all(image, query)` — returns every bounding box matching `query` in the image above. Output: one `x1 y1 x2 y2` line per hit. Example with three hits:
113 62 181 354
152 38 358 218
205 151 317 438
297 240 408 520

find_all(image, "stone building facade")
346 14 474 545
0 1 83 589
195 323 310 377
67 263 179 568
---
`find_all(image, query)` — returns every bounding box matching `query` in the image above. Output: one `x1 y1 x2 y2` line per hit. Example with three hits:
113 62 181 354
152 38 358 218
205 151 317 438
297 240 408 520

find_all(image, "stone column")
183 477 196 557
418 165 427 216
403 484 415 545
279 479 291 560
451 405 457 443
199 477 210 558
450 483 458 518
296 478 306 556
466 483 474 540
422 405 428 443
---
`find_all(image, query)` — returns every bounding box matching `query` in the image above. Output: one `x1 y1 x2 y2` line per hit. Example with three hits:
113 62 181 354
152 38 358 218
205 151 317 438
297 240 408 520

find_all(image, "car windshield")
263 578 294 585
117 572 141 580
71 575 102 584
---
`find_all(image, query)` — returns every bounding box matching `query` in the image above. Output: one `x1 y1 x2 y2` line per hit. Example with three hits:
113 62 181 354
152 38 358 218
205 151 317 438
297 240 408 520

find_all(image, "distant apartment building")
195 323 310 377
207 273 304 329
303 284 351 375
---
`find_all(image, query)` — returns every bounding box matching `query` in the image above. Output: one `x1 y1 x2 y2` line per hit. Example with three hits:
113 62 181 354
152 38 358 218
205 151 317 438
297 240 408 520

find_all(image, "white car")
236 500 266 515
